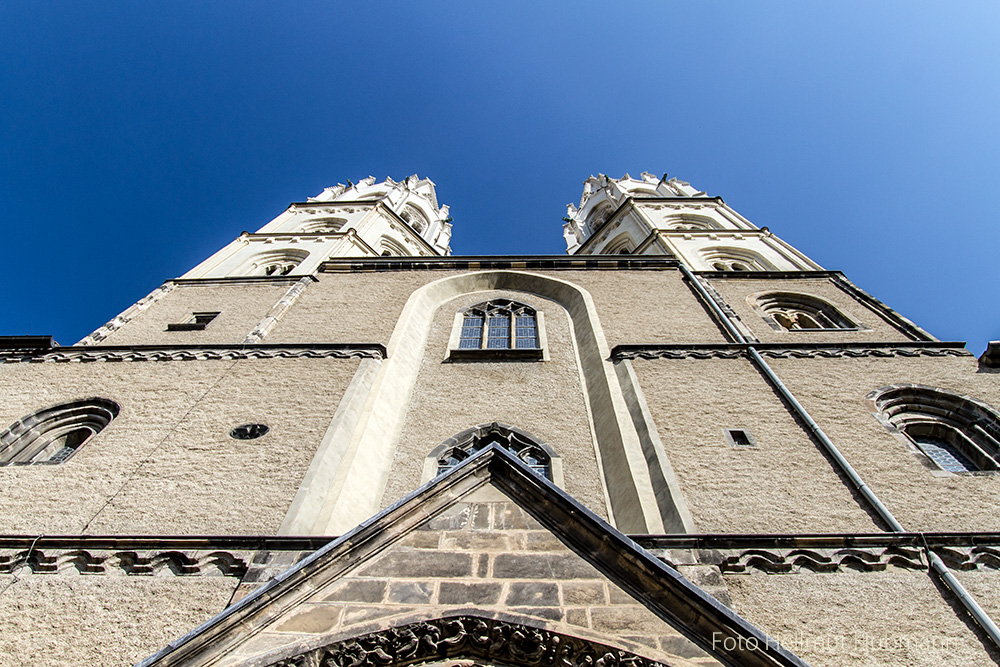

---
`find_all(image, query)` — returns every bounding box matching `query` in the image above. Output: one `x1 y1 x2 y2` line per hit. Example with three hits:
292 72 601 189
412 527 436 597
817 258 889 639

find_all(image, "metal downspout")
679 264 1000 651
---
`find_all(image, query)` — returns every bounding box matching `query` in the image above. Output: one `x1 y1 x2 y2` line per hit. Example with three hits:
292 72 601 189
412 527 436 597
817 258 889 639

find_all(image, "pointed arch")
602 232 636 255
400 204 429 234
281 269 692 536
0 398 120 465
425 422 561 484
379 237 410 257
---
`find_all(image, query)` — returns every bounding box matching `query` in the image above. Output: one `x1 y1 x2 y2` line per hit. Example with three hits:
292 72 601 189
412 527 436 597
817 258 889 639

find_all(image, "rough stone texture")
953 570 1000 629
0 574 237 667
553 270 728 346
220 499 718 667
268 271 450 345
269 268 728 348
631 356 878 533
99 282 292 346
382 290 608 518
0 357 358 534
766 354 1000 532
725 569 997 666
708 276 911 344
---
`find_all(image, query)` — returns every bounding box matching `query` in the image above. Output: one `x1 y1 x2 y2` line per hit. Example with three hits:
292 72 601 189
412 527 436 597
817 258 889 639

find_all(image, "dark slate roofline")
137 444 810 667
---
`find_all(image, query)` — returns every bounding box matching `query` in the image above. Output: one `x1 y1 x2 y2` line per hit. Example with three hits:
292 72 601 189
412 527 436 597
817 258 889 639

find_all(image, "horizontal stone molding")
267 614 669 667
612 342 972 361
0 343 386 364
0 548 251 577
710 546 927 574
320 255 681 273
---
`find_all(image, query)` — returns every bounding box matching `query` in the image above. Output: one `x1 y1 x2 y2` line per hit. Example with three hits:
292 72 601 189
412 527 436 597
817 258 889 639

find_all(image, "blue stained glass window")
456 300 538 351
912 434 977 473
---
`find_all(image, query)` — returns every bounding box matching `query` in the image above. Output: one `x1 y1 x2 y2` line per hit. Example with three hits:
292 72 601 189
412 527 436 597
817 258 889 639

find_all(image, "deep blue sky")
2 2 998 352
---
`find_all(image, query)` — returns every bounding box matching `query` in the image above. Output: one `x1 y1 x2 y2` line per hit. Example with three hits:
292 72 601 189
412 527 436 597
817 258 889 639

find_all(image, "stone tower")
1 174 999 667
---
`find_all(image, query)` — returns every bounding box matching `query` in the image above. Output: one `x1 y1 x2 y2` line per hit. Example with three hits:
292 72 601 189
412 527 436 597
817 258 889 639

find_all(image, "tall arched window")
872 385 1000 473
458 300 538 351
0 398 120 465
433 422 554 480
753 292 856 331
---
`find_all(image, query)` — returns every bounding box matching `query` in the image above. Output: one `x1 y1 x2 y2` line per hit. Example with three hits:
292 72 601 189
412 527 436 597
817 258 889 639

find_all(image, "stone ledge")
0 343 386 364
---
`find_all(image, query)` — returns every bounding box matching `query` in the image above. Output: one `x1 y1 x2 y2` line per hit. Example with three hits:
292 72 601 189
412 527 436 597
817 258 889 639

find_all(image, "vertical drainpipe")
678 263 1000 651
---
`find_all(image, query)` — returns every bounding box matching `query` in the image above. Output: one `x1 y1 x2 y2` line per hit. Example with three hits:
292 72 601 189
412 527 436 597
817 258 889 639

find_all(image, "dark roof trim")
320 255 681 272
0 335 54 349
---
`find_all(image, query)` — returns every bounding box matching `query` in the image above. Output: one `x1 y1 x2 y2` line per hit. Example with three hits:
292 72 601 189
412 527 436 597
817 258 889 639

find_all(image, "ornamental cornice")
612 345 972 361
710 546 927 574
267 615 669 667
0 344 386 364
0 547 251 577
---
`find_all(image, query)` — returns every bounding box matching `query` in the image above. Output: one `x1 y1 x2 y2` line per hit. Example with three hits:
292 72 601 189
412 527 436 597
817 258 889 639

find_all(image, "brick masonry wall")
0 358 359 534
223 497 721 667
630 356 879 533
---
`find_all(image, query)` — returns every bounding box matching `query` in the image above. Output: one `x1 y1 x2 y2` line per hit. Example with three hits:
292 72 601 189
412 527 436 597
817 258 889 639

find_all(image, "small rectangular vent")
167 312 220 331
725 428 757 448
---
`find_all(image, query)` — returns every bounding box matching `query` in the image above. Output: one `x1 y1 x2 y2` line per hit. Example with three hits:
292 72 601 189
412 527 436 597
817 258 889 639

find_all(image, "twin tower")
3 173 999 667
179 172 820 279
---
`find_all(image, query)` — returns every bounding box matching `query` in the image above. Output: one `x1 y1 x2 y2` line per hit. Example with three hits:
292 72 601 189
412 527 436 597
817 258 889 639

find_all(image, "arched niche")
283 271 681 536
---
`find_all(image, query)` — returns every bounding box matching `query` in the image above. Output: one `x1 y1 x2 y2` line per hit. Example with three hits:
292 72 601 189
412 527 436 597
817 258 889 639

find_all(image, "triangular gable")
138 446 809 667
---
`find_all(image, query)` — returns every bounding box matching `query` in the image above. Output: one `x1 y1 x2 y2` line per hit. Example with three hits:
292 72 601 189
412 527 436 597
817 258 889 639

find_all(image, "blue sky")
1 2 998 352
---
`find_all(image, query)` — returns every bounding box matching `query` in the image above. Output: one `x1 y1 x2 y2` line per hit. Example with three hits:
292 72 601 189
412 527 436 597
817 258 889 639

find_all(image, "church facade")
1 174 999 666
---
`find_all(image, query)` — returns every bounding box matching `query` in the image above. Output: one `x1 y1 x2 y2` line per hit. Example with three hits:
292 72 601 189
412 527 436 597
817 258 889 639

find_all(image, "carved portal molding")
0 345 385 364
612 347 972 361
0 548 250 577
267 616 670 667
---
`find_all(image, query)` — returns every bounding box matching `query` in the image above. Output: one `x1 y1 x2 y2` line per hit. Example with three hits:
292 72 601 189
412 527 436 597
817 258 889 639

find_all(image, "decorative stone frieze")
267 615 670 667
0 344 386 364
0 547 251 576
611 345 972 361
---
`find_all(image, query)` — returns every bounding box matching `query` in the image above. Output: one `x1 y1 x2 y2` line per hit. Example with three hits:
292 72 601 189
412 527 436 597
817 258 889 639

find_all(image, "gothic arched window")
872 386 1000 473
459 300 537 350
433 423 554 480
754 292 857 331
0 398 120 465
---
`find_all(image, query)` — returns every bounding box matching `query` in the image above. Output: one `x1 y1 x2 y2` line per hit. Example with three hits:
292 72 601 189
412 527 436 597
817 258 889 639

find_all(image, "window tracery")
458 300 538 351
873 385 1000 473
701 248 773 271
435 422 552 479
754 292 856 331
0 398 120 465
